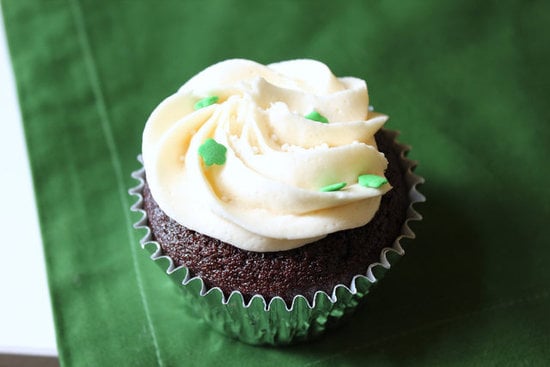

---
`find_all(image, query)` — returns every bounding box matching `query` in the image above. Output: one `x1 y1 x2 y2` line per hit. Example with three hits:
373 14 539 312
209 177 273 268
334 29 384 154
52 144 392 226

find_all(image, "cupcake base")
142 130 409 304
130 129 425 345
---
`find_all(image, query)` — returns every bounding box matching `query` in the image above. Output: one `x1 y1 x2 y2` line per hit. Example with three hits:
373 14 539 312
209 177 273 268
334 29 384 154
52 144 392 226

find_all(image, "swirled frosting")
142 59 391 252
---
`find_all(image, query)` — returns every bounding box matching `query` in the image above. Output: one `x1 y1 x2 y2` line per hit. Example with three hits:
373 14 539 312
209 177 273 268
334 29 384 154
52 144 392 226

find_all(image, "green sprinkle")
358 174 388 188
320 182 347 192
305 110 329 123
194 96 219 110
198 138 227 166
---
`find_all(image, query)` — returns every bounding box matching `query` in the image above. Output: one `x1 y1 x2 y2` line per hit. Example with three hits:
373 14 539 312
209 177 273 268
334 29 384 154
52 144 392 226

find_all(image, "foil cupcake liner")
129 129 425 345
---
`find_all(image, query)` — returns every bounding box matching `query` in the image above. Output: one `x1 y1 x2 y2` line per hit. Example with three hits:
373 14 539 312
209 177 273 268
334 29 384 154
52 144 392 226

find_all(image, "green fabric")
3 0 550 365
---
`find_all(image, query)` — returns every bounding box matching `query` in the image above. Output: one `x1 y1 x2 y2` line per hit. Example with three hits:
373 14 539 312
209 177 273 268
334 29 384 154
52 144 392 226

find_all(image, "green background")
3 0 549 365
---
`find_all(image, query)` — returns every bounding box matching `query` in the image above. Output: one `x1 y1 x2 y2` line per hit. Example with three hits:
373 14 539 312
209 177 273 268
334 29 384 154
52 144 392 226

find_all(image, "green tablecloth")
3 0 549 365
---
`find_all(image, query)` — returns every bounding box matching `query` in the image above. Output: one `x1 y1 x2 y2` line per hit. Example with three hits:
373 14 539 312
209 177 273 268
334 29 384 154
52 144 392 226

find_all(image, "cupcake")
130 59 424 345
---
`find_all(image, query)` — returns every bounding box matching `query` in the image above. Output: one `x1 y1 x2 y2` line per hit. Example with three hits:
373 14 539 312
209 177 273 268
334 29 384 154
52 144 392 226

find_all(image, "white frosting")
142 59 391 252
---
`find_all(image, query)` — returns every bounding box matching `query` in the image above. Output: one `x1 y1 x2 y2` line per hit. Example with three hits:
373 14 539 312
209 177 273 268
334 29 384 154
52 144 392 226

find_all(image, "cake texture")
142 129 408 303
130 59 424 345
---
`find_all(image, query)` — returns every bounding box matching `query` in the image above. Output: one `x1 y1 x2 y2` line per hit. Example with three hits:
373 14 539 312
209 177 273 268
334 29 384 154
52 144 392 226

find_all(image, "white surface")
0 7 58 356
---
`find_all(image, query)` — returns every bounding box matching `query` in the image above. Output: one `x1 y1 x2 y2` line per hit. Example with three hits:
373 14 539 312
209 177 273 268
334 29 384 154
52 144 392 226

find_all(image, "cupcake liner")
129 128 425 345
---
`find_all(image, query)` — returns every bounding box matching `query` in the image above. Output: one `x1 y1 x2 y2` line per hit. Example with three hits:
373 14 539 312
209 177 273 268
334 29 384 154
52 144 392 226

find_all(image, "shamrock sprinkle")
198 138 227 166
305 110 329 123
320 182 347 192
194 96 219 110
358 174 388 188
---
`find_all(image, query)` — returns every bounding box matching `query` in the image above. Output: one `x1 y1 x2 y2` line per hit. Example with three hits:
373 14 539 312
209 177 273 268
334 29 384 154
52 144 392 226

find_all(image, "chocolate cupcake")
130 59 424 345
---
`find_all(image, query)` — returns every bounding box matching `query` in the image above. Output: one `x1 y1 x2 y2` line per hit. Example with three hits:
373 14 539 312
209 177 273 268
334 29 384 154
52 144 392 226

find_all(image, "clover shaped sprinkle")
358 174 388 188
304 110 329 123
194 96 219 110
198 138 227 166
320 182 347 192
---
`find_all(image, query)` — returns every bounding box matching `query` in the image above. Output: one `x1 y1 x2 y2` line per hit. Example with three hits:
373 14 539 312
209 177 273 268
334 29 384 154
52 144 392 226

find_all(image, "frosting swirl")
142 59 391 252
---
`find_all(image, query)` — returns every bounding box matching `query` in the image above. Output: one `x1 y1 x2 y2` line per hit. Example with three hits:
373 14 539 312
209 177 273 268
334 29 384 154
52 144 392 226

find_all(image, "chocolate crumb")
142 130 409 304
